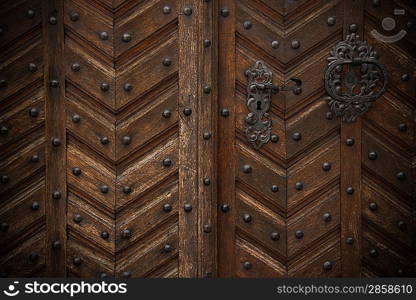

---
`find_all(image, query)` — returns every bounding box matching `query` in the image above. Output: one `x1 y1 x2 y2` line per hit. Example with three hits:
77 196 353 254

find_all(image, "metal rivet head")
183 108 192 116
163 203 172 212
396 172 406 181
50 80 59 87
327 16 336 26
100 185 109 194
0 125 8 135
52 191 61 200
70 12 79 22
100 136 109 145
0 175 9 184
323 261 332 271
243 164 252 174
271 185 279 193
124 83 133 92
292 132 301 141
291 40 300 49
99 273 107 278
243 20 252 29
349 23 358 32
322 162 332 171
407 21 414 30
203 224 212 233
242 213 252 223
203 177 211 186
398 123 407 132
204 39 211 47
122 33 132 42
122 185 132 194
220 108 230 117
183 7 192 15
51 138 61 147
184 203 193 212
100 82 110 92
220 8 229 17
162 58 172 66
271 232 280 241
28 63 38 73
122 136 131 145
26 9 36 18
73 214 82 223
203 132 211 140
323 212 332 222
163 6 171 14
369 202 378 211
397 220 407 231
30 154 39 162
29 252 39 262
52 240 61 249
99 32 109 40
163 158 172 167
0 79 7 88
31 201 40 210
369 249 378 257
295 230 303 239
270 134 279 143
122 271 131 278
71 63 80 72
372 0 380 6
325 111 333 120
293 87 302 95
101 231 109 239
397 269 404 276
72 167 81 176
49 16 57 25
243 261 252 270
0 222 9 232
368 151 378 160
271 40 280 49
346 138 354 146
346 187 354 195
220 204 230 213
346 237 354 244
121 229 131 239
295 182 303 191
162 109 172 118
73 257 82 266
400 74 409 82
203 85 211 94
163 244 172 253
72 114 81 123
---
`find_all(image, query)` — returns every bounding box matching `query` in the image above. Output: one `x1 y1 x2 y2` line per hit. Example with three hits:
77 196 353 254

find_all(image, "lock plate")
244 61 302 149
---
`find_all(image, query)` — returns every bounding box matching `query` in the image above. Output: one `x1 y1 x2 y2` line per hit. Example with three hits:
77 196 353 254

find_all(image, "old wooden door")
0 0 217 278
0 0 414 278
217 0 415 278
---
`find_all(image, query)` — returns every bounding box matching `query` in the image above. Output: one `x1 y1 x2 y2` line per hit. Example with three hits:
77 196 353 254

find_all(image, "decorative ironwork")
244 61 301 149
324 33 388 122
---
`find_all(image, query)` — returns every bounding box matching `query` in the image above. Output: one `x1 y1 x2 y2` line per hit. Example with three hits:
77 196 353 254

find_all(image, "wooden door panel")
1 0 414 278
218 0 415 278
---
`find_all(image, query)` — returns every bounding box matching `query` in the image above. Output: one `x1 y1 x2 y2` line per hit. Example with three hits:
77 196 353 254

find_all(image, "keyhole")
256 101 262 110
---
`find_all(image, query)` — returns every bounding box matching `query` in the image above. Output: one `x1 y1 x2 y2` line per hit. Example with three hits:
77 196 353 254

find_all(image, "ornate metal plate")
244 61 302 149
324 33 388 122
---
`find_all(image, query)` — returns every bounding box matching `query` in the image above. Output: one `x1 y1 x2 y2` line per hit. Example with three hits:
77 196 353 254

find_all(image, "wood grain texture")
198 0 218 278
43 0 66 277
178 0 199 278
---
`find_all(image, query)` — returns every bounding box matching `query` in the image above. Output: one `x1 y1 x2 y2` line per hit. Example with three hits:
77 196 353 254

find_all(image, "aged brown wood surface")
0 0 415 278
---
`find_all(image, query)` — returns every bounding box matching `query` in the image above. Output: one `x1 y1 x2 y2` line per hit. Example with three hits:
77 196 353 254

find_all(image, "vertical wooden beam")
217 0 236 277
198 0 218 277
340 0 364 277
178 0 199 277
44 0 66 276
